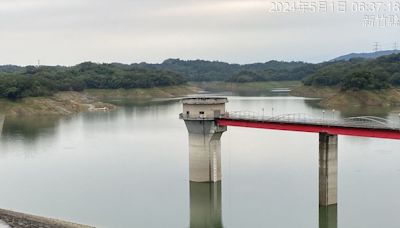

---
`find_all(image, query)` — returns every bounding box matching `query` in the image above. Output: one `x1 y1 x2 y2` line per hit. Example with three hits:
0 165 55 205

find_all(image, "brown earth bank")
0 209 93 228
3 82 399 116
0 85 200 117
290 86 400 108
0 92 115 116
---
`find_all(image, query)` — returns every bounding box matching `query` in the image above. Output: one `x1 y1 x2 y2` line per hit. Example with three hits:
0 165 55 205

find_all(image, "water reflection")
319 205 337 228
103 98 178 109
1 96 400 227
0 114 4 136
190 181 337 228
190 182 223 228
1 116 61 142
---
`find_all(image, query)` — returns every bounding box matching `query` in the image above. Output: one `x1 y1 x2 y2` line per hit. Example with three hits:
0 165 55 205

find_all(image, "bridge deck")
216 113 400 140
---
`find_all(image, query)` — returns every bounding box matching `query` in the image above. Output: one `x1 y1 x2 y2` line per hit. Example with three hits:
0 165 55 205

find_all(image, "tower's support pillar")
185 120 226 182
319 133 338 206
190 182 223 228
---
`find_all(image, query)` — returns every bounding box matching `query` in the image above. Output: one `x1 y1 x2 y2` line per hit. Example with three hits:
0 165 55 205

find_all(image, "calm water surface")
1 94 400 228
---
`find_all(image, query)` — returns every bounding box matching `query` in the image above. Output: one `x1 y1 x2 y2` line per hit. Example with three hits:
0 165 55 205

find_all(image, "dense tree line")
2 54 400 99
228 64 319 83
341 71 390 90
303 54 400 90
228 54 400 90
133 59 314 82
0 65 24 73
0 62 185 99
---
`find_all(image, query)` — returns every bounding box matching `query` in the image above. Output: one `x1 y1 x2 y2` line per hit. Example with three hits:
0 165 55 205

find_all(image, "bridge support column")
185 120 226 182
190 182 223 228
319 133 338 206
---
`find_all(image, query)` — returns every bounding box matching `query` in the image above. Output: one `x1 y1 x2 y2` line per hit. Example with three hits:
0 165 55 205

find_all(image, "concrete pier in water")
319 133 338 206
180 97 228 182
319 133 338 228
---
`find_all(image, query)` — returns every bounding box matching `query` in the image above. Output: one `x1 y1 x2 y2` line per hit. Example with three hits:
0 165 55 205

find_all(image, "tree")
342 71 389 91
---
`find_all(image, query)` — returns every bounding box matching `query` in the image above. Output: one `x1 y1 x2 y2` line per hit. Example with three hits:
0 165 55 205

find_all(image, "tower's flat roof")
182 97 228 105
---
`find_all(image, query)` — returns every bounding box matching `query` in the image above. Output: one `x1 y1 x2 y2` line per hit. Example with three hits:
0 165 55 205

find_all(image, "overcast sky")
0 0 399 65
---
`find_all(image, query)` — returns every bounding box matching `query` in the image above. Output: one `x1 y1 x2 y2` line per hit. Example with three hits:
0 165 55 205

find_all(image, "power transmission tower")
373 42 380 52
394 42 398 50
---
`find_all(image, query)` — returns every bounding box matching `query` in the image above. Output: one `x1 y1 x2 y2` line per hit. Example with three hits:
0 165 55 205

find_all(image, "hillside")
291 86 400 109
331 50 400 61
1 53 400 101
0 65 24 73
0 60 317 83
0 84 199 116
133 59 314 82
303 54 400 90
0 62 186 99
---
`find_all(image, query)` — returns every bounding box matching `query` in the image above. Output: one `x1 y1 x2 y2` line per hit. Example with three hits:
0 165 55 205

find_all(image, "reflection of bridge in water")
181 97 400 228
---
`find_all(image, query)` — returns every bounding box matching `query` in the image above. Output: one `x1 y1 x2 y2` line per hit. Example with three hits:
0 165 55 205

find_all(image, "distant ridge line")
331 50 400 61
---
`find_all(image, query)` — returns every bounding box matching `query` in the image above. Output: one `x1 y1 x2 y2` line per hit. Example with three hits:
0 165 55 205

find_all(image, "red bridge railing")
220 112 399 130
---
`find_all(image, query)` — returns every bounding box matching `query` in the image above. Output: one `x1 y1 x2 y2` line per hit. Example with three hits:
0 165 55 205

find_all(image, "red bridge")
216 112 400 140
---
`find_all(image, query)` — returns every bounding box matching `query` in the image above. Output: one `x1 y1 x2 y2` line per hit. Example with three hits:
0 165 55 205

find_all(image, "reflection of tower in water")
0 114 4 137
319 205 337 228
190 182 223 228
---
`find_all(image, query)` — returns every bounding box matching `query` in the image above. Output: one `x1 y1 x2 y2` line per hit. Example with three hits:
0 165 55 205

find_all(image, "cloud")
0 0 83 11
0 0 398 65
154 0 268 15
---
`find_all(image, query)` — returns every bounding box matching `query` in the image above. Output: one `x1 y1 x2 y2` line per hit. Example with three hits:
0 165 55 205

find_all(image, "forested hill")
0 65 24 73
303 54 400 90
2 54 400 99
0 62 185 99
132 59 314 82
331 50 400 61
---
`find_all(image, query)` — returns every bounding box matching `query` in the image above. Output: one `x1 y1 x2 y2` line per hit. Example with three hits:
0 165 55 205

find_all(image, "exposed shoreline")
0 208 93 228
290 86 400 108
0 85 202 227
2 82 400 117
0 84 200 117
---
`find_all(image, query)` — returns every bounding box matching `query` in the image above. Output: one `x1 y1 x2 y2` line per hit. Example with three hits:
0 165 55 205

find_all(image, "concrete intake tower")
180 97 228 183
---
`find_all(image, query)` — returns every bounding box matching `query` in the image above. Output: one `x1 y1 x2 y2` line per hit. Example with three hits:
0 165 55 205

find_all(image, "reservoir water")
0 94 400 228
